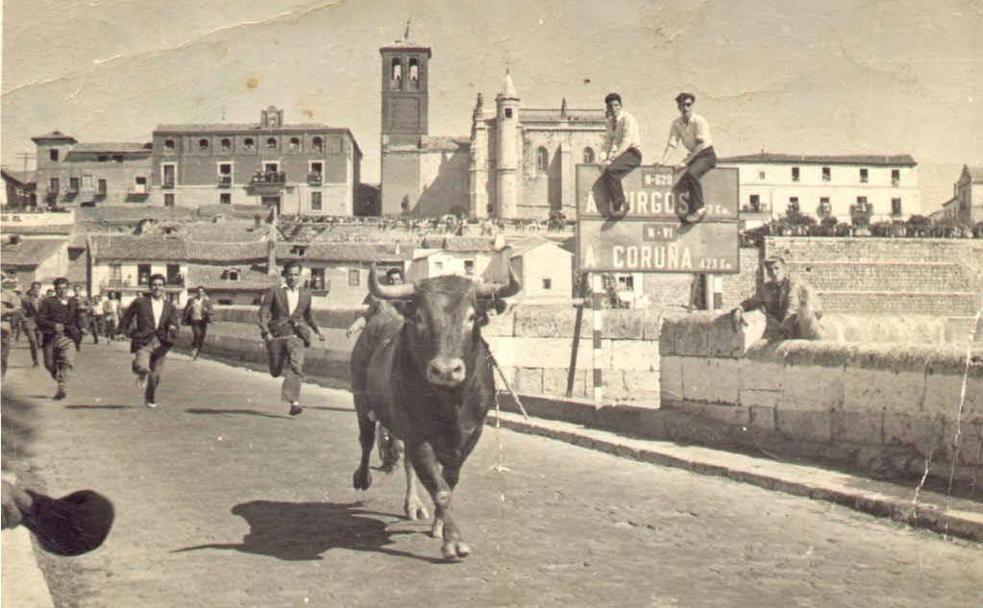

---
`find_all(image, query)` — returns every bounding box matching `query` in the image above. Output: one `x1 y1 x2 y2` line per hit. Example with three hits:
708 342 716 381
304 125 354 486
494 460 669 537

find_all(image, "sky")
2 0 981 209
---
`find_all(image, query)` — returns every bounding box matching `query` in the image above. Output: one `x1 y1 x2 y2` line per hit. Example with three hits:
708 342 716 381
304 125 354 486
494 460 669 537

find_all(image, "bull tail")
376 424 401 473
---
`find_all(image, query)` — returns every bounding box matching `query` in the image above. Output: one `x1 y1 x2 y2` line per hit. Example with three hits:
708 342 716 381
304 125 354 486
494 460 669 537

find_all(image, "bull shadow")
173 500 446 564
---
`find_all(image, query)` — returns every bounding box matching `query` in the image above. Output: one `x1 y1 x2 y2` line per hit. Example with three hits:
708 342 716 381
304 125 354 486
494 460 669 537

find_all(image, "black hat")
23 489 115 556
675 92 695 105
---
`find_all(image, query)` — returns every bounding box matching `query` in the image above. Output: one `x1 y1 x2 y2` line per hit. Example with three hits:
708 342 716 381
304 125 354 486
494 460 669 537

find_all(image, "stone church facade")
379 37 607 219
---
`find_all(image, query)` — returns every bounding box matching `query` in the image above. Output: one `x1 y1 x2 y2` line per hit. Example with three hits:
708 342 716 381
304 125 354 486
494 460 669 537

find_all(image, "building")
406 236 504 283
150 106 361 216
718 153 920 223
29 131 154 208
1 169 37 209
941 165 983 226
0 234 69 289
379 34 606 220
506 237 575 301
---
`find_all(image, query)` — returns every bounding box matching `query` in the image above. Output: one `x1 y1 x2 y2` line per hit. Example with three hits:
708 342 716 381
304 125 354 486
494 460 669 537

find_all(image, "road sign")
576 164 739 220
575 164 740 274
576 220 739 273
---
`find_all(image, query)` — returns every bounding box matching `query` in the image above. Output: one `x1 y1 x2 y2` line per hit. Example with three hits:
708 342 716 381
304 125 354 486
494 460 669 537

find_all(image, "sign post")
575 164 740 403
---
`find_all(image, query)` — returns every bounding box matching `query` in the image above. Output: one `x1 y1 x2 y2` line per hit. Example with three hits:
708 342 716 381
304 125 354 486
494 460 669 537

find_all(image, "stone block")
782 363 843 411
831 409 883 445
707 312 747 358
775 409 832 443
883 412 944 457
739 359 783 392
740 389 781 409
641 309 664 341
602 309 645 339
677 401 749 426
682 357 741 404
673 319 710 356
748 406 776 431
843 368 925 415
541 367 586 398
514 306 586 338
660 356 684 402
482 310 515 337
948 421 983 466
617 370 661 404
487 337 595 370
514 367 544 395
606 339 659 371
964 375 983 422
923 369 965 419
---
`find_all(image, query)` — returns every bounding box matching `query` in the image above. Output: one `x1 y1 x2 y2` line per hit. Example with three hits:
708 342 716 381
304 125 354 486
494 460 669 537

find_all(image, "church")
379 35 608 220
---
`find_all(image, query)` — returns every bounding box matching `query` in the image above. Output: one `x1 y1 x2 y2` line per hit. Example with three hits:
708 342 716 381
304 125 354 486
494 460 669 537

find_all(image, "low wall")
660 312 983 484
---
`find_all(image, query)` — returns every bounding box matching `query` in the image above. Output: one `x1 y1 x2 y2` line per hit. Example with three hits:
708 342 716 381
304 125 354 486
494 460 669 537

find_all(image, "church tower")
379 25 431 147
495 70 521 219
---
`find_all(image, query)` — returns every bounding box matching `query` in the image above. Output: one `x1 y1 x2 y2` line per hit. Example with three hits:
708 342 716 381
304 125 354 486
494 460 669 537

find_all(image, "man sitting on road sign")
660 92 717 224
600 92 643 220
730 256 823 341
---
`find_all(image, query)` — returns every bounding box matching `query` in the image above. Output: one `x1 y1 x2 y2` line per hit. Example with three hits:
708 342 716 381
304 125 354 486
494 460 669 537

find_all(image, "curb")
488 410 983 543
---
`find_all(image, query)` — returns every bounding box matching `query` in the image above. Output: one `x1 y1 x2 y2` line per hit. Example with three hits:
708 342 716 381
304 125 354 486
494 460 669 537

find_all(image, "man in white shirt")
660 92 718 224
600 92 643 219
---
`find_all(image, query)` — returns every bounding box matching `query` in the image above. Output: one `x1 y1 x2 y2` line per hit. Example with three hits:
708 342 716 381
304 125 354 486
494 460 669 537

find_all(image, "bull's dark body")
349 275 504 559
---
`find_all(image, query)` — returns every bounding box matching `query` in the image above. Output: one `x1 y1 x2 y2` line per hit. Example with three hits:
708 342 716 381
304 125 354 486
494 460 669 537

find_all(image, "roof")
91 235 270 263
185 240 270 262
183 220 270 243
963 166 983 184
0 169 37 185
421 237 497 252
31 131 76 143
186 264 277 292
1 238 65 267
717 153 917 167
76 206 195 223
195 204 274 222
0 224 73 235
154 123 347 134
520 108 607 123
66 142 151 155
500 71 519 99
275 242 406 263
379 39 432 55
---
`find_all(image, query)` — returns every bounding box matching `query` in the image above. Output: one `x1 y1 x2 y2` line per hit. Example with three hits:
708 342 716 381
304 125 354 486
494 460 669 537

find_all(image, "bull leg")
402 453 429 521
352 404 375 491
407 441 470 559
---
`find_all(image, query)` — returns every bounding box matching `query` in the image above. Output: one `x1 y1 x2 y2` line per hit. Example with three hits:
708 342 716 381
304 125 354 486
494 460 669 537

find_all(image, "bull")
350 266 520 559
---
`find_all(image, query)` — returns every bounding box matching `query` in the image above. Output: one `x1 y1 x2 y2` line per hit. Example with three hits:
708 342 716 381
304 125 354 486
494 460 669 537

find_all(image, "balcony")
248 171 287 195
307 172 323 186
162 179 176 190
66 183 79 195
218 175 233 188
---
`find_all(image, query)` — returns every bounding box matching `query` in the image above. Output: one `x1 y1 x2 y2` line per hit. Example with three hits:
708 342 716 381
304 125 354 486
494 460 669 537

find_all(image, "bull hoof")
352 467 372 491
441 540 471 560
404 498 430 521
430 518 444 539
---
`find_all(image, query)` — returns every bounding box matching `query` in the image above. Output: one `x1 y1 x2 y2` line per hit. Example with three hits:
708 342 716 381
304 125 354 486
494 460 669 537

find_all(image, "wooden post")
591 272 604 402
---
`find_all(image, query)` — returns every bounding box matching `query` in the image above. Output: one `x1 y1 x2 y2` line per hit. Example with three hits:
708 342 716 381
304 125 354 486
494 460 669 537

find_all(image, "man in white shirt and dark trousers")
258 261 325 416
661 92 717 224
601 92 643 220
120 274 181 408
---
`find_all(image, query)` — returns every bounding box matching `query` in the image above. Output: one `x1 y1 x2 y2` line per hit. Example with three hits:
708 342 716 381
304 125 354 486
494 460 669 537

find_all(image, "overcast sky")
2 0 980 208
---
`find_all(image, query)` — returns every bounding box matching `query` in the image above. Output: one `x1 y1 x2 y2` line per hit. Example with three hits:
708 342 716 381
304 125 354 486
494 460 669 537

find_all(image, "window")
860 168 868 183
856 196 868 207
891 169 900 186
617 275 634 292
434 261 444 272
226 269 239 281
311 192 322 211
505 108 513 118
408 58 419 81
536 147 549 172
244 138 255 151
791 167 800 182
289 137 300 151
219 163 232 175
822 167 831 182
166 264 181 284
749 194 760 212
310 161 323 176
464 260 475 275
758 170 766 180
583 147 595 164
164 193 175 207
391 57 402 82
198 138 209 151
49 177 60 192
266 137 277 150
49 149 59 162
312 137 323 153
542 278 552 290
310 268 325 290
137 264 152 285
221 138 232 151
113 155 123 163
97 179 107 195
109 264 122 284
891 198 902 216
69 177 80 191
264 162 279 174
164 139 175 151
788 197 800 214
220 193 231 205
819 197 831 217
98 155 109 162
162 164 176 187
219 298 234 306
348 269 360 287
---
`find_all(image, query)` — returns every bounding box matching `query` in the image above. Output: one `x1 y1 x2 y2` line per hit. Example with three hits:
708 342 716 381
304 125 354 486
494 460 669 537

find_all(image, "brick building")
718 153 920 223
150 106 361 216
379 36 606 220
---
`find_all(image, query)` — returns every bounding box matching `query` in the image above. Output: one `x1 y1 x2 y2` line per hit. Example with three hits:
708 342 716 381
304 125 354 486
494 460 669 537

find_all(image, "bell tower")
380 22 431 147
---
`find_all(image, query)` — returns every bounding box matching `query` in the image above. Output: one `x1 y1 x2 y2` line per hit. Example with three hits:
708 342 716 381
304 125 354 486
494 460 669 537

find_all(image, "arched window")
583 147 595 164
243 138 255 150
266 137 277 149
536 147 549 172
312 136 323 152
391 58 402 86
198 138 209 151
408 58 419 89
164 139 175 151
289 137 300 150
220 138 232 151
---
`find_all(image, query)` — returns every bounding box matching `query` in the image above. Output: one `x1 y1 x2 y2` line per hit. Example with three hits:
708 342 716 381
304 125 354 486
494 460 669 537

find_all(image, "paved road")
3 341 982 608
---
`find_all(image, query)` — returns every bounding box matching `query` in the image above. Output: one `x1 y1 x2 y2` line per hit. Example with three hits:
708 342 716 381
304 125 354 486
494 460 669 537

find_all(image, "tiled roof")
0 224 73 235
0 169 37 185
195 205 274 221
90 235 187 262
77 206 194 223
183 221 270 243
717 153 917 166
1 238 65 267
507 236 576 257
185 240 270 262
275 242 406 263
421 236 497 252
66 143 152 155
31 131 76 143
186 263 277 291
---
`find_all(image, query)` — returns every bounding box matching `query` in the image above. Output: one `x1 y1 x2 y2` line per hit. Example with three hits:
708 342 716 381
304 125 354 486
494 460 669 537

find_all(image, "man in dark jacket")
37 278 86 400
258 261 324 416
182 286 213 360
20 282 43 367
120 275 181 408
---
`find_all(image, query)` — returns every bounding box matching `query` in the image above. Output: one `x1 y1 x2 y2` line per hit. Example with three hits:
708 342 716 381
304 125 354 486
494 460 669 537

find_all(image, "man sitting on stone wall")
730 256 823 341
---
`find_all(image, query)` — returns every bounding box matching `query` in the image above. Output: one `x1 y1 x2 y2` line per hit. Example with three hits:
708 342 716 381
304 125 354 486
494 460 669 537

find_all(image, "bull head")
369 265 520 388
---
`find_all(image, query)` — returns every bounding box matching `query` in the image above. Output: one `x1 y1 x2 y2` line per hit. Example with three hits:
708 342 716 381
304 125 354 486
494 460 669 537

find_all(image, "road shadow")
173 500 446 564
185 408 292 420
303 405 354 413
64 404 134 410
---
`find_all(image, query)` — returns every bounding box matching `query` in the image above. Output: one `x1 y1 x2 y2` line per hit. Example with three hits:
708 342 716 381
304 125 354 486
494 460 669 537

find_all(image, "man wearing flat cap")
660 92 717 224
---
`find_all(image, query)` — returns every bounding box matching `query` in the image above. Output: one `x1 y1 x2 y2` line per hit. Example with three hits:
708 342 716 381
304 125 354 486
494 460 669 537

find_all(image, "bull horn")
369 265 416 299
476 263 521 299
